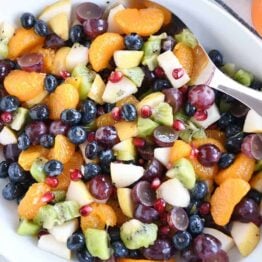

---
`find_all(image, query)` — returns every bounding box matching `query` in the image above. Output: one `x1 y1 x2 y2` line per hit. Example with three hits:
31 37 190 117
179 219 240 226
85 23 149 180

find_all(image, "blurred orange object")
252 0 262 36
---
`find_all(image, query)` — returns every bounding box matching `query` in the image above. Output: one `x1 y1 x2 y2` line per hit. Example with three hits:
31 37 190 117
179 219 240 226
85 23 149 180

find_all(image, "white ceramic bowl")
0 0 261 261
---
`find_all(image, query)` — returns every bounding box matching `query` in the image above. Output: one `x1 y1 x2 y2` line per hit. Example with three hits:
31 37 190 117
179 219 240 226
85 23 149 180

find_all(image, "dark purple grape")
25 121 48 145
49 121 69 136
161 36 176 52
0 59 12 82
197 144 221 167
134 204 159 223
230 101 249 118
137 143 154 161
132 181 156 206
89 175 113 200
162 88 184 113
83 19 108 39
188 85 215 111
95 126 119 148
202 250 229 262
153 126 178 147
3 144 21 162
143 158 165 181
181 247 200 262
44 33 65 49
167 207 189 231
193 234 221 259
142 239 173 260
232 198 260 225
141 66 156 85
76 2 103 23
17 53 44 72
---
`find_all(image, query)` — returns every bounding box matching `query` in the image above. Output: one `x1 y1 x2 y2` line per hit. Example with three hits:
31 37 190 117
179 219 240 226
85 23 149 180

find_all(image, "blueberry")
34 19 49 37
82 163 101 181
121 104 137 122
187 199 200 215
250 80 262 91
17 133 31 150
67 232 85 251
104 103 116 113
124 33 144 50
20 13 36 29
0 160 10 179
8 162 27 183
85 141 100 160
208 49 223 67
191 182 208 200
188 215 204 235
81 100 97 124
0 96 20 112
29 104 49 120
44 74 58 93
67 126 87 144
76 248 95 262
44 160 63 177
69 25 84 43
61 109 82 125
112 241 129 258
226 132 244 154
108 226 120 242
152 79 171 91
218 153 235 169
2 182 24 200
225 125 242 138
246 189 262 204
172 231 192 250
217 113 235 130
129 250 141 259
184 102 197 117
40 134 54 148
99 149 115 165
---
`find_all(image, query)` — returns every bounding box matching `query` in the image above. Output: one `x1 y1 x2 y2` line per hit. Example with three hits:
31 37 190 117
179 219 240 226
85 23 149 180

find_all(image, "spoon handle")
210 69 262 116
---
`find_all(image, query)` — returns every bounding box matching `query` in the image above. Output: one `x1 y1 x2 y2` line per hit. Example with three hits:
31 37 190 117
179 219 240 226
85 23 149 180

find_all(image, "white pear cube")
107 4 125 33
0 22 15 40
157 50 190 88
111 162 144 188
244 109 262 133
114 50 144 69
88 74 106 105
0 126 17 145
156 178 190 207
137 92 165 111
154 147 172 167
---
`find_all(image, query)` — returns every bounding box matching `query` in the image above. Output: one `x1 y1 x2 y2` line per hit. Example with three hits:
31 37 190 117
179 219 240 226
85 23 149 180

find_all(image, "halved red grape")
167 207 189 231
44 33 65 49
83 19 108 39
230 101 249 118
153 126 178 147
251 134 262 160
137 143 154 160
162 88 184 113
17 53 44 72
143 158 166 181
49 121 69 136
134 204 159 223
132 181 156 206
76 2 103 23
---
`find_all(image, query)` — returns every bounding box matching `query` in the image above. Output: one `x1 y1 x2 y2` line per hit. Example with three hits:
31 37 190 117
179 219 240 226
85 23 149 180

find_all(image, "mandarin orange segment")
215 153 256 185
96 113 117 128
89 33 124 72
8 28 44 59
173 42 194 77
210 178 250 226
188 157 218 180
192 138 225 152
114 8 164 36
35 48 56 73
18 183 51 220
169 140 192 165
80 203 117 232
48 135 75 164
4 70 45 102
252 0 262 36
107 198 129 226
18 146 49 171
56 152 84 191
48 83 79 119
205 130 226 145
250 171 262 193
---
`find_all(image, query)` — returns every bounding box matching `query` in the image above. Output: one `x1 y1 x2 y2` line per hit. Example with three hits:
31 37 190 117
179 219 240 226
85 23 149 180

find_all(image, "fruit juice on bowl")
0 0 262 262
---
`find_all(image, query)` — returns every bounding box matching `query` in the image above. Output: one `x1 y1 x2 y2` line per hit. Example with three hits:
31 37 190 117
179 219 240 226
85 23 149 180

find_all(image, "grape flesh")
89 175 113 200
131 181 156 206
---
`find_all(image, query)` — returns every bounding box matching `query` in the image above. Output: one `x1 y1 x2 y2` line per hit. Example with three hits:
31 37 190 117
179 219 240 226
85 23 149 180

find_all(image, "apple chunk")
117 188 135 218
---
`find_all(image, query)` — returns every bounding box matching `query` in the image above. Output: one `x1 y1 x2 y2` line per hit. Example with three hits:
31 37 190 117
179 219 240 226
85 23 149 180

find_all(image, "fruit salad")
0 0 261 261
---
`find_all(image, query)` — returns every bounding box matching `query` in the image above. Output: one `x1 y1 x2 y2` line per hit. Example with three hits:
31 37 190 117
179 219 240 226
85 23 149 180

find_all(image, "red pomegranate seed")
133 137 145 147
190 146 199 159
172 119 186 131
87 132 96 142
0 112 12 123
199 202 211 216
41 191 55 203
172 68 184 80
159 225 171 236
80 205 93 216
111 107 122 121
160 212 169 225
180 85 188 94
60 70 71 79
194 110 208 121
109 71 123 83
154 66 165 78
154 198 166 213
151 178 161 190
140 105 152 118
70 169 83 181
45 177 59 188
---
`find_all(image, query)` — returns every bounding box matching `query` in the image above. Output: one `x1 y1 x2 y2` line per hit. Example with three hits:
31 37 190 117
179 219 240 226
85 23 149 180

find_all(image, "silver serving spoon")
112 0 262 116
